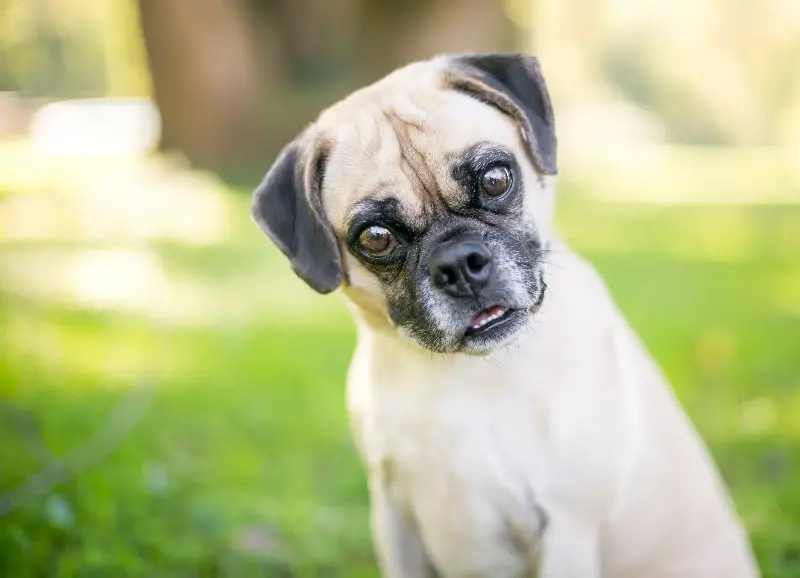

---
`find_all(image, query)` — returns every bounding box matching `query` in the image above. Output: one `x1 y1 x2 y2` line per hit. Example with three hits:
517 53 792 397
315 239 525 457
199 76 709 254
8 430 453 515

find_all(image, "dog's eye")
357 226 396 257
480 165 512 197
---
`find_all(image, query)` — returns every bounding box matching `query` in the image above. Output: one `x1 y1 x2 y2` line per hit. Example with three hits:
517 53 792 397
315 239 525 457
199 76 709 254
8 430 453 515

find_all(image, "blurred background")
0 0 798 576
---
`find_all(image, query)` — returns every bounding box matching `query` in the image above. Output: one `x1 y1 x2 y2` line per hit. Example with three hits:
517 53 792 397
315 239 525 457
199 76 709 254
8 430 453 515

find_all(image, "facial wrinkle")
383 108 445 223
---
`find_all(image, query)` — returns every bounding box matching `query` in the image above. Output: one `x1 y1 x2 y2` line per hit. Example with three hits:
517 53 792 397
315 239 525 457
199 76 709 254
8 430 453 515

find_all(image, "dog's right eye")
480 165 513 198
357 226 397 258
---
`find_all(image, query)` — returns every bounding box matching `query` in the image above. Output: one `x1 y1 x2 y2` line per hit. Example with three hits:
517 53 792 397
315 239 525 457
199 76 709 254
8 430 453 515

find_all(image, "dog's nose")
429 239 493 297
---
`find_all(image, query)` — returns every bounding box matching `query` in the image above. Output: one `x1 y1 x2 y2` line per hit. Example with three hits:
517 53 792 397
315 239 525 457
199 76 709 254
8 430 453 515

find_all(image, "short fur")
252 53 760 577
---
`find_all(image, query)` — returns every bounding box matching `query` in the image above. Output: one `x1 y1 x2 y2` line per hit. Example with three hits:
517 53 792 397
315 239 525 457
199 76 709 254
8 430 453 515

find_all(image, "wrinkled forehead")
316 85 525 231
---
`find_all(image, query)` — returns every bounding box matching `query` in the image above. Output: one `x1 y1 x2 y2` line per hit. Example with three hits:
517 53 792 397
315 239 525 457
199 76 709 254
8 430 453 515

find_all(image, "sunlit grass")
0 145 799 576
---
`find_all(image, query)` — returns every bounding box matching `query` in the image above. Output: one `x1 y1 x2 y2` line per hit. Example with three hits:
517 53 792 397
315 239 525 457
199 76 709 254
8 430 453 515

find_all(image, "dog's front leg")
537 515 601 578
370 478 436 578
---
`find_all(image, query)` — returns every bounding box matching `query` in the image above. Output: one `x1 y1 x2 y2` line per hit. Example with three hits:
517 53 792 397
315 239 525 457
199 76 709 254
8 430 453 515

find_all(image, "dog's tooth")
469 307 512 332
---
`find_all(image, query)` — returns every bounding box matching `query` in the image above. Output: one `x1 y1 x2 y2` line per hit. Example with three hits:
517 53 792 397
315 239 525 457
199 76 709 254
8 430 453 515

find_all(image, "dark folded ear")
445 53 557 176
251 139 342 294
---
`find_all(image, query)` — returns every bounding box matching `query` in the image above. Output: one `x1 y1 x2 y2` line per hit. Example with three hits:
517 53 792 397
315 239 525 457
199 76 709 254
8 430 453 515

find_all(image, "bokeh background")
1 0 799 576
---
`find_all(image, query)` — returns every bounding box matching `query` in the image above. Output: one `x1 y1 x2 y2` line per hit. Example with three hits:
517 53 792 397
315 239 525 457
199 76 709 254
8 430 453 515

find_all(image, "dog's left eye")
480 165 512 197
357 226 397 257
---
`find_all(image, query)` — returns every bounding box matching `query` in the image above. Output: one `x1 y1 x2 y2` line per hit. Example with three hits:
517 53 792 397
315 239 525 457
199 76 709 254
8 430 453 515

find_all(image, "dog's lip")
464 305 520 336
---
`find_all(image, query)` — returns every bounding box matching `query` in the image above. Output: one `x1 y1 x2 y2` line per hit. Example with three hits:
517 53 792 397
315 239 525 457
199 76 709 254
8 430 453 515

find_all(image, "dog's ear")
446 53 557 175
251 138 342 294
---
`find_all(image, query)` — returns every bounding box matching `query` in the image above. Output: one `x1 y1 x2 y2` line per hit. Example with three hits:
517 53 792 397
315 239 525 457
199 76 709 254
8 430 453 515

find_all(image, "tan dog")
251 53 760 577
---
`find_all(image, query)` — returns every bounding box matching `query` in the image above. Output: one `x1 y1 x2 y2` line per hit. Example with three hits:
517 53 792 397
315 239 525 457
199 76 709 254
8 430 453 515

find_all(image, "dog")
251 53 760 577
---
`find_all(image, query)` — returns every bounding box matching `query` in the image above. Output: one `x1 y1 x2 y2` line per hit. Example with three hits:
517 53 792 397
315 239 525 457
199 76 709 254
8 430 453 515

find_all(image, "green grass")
1 165 799 576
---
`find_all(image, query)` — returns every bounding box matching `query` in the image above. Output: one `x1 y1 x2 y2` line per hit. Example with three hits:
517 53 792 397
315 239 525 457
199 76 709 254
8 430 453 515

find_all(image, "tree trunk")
137 0 264 170
137 0 515 173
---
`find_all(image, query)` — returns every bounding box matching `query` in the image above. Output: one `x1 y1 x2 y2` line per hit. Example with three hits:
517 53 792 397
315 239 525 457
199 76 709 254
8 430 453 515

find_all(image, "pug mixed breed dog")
251 53 760 577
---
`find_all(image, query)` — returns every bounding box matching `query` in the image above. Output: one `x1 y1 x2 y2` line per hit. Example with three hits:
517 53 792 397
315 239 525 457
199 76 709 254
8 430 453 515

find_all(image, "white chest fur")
361 359 551 575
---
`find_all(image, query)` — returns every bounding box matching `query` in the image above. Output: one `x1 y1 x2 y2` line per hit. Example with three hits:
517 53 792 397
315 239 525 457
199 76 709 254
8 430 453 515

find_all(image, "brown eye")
480 165 512 197
357 226 396 257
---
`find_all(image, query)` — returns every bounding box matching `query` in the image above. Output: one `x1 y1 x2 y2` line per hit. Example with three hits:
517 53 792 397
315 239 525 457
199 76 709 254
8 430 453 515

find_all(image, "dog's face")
252 54 558 354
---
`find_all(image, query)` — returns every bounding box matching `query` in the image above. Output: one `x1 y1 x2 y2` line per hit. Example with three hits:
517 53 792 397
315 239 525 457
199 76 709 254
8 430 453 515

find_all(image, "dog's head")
252 53 557 354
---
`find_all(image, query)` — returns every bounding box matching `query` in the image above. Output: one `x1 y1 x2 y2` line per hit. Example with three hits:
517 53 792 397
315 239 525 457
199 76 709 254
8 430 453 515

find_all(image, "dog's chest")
358 371 549 576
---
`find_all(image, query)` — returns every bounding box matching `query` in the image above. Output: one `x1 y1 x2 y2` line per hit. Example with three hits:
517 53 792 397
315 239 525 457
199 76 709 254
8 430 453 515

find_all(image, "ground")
0 143 798 577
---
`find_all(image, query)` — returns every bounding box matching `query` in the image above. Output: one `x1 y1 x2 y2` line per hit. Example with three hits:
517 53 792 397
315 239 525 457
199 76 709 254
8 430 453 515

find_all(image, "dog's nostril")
466 252 487 273
433 267 457 288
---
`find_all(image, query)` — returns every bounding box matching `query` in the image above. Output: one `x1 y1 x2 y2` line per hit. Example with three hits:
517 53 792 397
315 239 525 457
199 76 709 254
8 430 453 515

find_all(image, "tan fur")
280 56 760 577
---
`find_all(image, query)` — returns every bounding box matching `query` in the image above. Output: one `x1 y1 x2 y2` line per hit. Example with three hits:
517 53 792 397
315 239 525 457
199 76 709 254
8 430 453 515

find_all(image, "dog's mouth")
465 305 517 336
458 280 545 352
464 274 547 337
